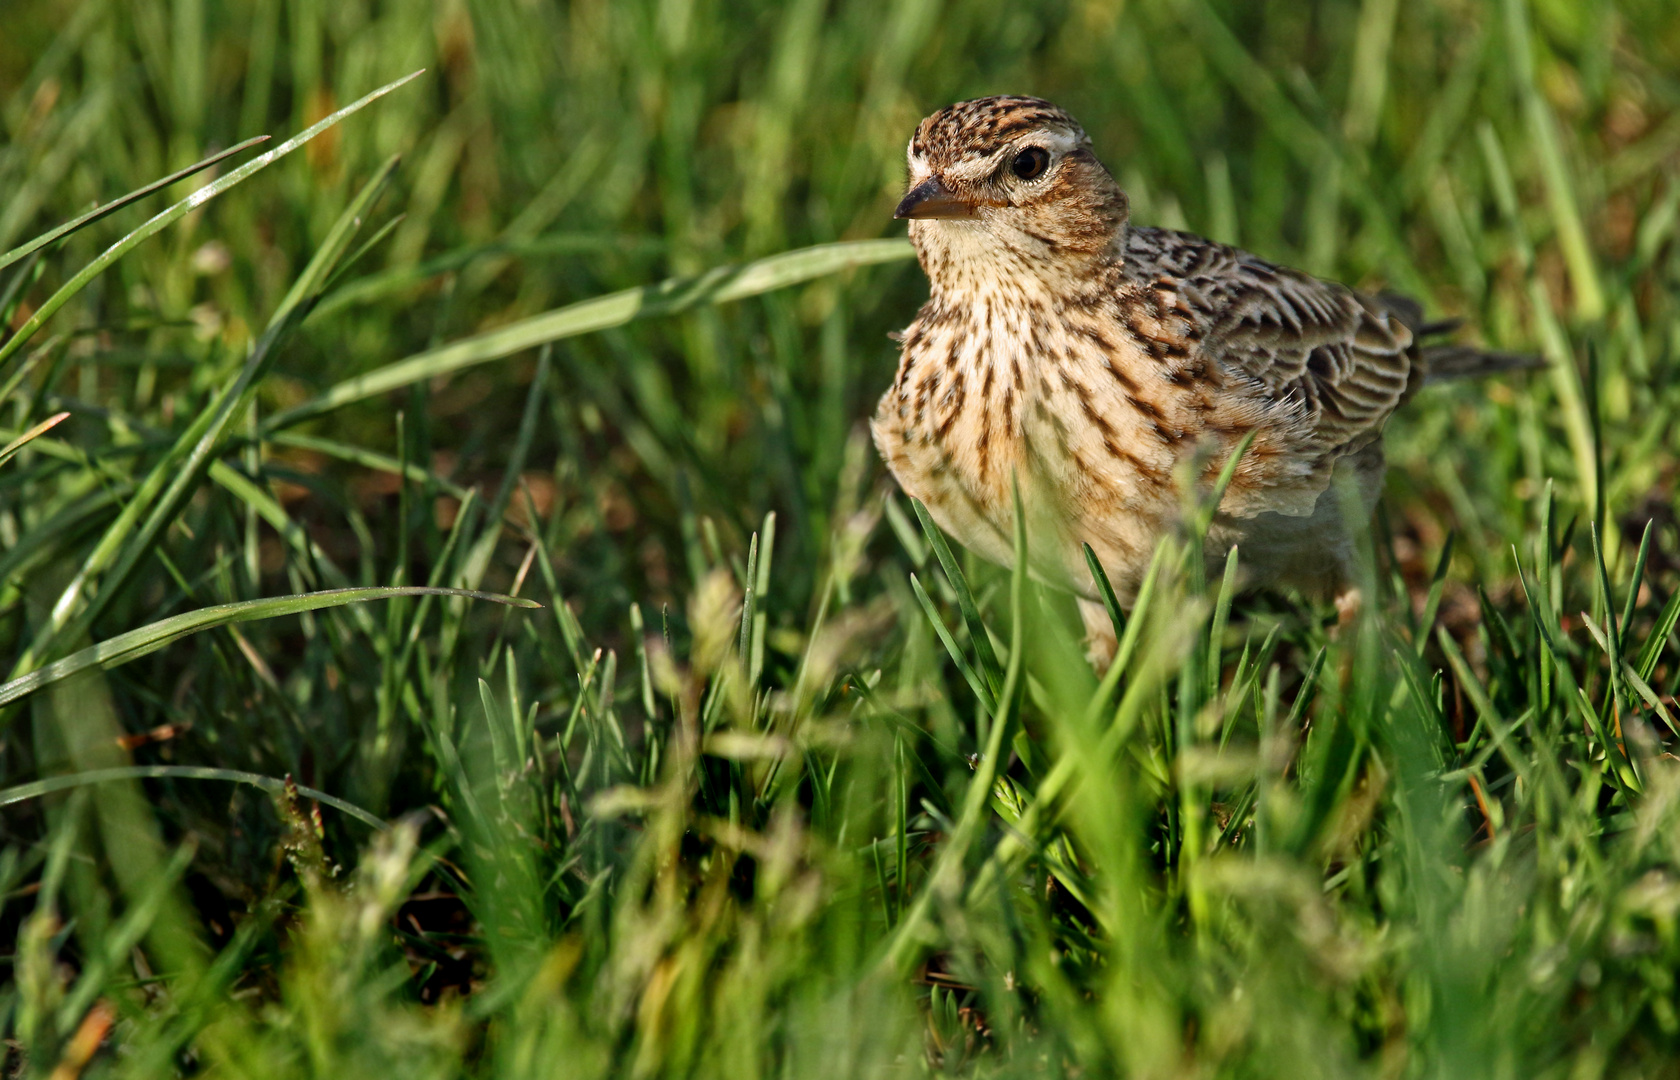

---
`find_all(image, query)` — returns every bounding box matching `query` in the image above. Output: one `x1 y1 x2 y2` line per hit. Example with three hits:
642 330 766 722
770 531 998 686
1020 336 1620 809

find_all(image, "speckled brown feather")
873 96 1489 646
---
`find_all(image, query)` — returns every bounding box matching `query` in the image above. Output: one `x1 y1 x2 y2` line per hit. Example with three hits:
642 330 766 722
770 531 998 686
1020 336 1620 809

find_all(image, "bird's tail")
1375 292 1546 383
1418 342 1547 383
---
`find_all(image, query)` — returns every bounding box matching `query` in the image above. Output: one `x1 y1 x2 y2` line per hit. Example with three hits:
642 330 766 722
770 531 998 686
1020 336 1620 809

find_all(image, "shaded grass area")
2 0 1680 1075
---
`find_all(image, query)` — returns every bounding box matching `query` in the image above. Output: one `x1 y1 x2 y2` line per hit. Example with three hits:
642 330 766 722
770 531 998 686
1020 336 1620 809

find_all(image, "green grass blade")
1415 532 1456 656
57 838 197 1030
1589 523 1622 657
1286 647 1329 730
0 136 269 274
480 678 515 778
315 211 407 300
1477 584 1523 663
267 431 470 499
1084 543 1169 730
1196 430 1257 536
909 496 1003 694
910 572 997 716
1623 664 1680 738
0 586 537 709
1620 519 1654 644
269 153 403 328
1113 544 1167 679
1207 544 1240 700
1083 541 1126 643
0 249 44 326
0 71 423 374
1637 587 1680 683
8 150 414 689
264 238 911 429
1500 0 1604 321
305 232 659 322
0 766 385 831
1168 0 1429 297
1516 563 1639 795
1437 627 1537 792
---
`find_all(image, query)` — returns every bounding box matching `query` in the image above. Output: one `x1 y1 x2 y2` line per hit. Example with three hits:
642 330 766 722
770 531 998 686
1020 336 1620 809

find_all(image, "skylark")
872 96 1525 654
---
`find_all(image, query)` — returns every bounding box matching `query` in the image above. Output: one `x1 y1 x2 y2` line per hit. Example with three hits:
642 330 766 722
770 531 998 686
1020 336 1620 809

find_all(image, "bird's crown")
908 96 1088 171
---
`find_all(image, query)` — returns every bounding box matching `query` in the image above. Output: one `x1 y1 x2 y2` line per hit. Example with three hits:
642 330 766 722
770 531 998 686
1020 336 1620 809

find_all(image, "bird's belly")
1013 359 1182 602
870 397 1022 573
872 346 1190 603
881 413 1180 604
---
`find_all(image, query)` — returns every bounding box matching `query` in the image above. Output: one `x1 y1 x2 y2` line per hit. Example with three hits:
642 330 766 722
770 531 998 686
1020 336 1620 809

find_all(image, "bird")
870 95 1531 658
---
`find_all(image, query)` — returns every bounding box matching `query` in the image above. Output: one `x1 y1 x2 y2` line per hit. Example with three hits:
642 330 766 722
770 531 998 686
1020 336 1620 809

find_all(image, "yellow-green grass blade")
267 431 471 500
264 238 914 430
0 411 68 468
0 136 269 274
0 586 538 711
0 70 423 375
1499 0 1603 322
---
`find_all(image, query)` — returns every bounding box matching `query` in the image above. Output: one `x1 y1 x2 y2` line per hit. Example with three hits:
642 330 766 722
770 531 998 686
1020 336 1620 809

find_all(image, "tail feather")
1415 317 1463 337
1372 291 1545 382
1420 344 1547 382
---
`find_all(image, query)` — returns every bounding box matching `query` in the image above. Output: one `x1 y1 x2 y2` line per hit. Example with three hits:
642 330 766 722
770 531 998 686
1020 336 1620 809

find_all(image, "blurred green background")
3 0 1680 1075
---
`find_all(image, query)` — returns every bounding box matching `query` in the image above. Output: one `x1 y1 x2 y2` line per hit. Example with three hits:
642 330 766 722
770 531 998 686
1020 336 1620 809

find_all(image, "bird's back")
1116 226 1420 520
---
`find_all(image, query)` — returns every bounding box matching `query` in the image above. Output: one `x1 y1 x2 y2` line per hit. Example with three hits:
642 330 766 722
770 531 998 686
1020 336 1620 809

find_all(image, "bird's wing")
1124 227 1417 516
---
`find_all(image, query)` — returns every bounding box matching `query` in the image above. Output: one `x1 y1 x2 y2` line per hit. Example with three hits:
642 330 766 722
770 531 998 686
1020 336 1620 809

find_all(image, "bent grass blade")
0 767 385 831
0 586 538 710
264 238 914 430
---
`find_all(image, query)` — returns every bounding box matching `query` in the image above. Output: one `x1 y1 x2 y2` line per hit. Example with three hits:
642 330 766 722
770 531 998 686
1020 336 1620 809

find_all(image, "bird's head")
896 96 1129 289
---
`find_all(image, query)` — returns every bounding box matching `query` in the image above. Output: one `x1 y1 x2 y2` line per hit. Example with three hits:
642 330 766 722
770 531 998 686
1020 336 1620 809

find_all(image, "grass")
1 0 1679 1075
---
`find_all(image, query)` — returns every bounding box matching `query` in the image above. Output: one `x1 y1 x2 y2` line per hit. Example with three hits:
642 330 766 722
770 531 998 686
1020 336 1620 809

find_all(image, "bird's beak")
894 176 976 220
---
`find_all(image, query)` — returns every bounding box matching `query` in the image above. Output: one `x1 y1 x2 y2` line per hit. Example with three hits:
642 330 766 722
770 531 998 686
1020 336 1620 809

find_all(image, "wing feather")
1124 227 1416 516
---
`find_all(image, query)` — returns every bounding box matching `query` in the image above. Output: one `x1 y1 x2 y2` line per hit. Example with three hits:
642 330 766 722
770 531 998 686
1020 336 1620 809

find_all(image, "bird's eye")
1010 147 1050 181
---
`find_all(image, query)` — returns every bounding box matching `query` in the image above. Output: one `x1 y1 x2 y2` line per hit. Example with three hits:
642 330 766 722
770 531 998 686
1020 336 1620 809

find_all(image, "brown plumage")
871 96 1528 655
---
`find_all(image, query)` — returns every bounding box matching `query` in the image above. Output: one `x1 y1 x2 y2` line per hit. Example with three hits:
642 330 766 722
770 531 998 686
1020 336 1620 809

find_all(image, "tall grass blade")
1636 588 1680 683
1415 532 1456 656
0 71 423 373
909 572 997 716
883 482 1029 973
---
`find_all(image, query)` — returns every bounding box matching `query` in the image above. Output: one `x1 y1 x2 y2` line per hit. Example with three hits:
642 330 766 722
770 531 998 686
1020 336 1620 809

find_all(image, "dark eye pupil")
1011 148 1048 180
